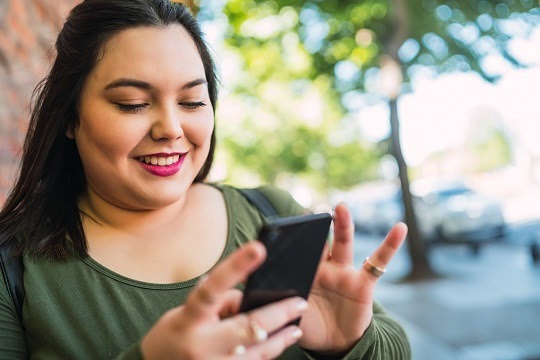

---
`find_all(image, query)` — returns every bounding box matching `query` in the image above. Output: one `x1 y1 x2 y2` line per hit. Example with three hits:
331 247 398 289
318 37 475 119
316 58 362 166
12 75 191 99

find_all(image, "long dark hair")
0 0 218 260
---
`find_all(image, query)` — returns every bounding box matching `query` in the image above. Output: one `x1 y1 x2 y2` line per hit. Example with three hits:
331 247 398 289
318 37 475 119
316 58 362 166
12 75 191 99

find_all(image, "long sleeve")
338 301 411 359
0 275 27 359
365 301 411 359
301 302 411 360
112 343 144 360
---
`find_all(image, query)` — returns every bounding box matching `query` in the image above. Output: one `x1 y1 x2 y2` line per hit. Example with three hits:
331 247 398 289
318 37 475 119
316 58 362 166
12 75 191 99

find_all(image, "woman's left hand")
297 203 408 354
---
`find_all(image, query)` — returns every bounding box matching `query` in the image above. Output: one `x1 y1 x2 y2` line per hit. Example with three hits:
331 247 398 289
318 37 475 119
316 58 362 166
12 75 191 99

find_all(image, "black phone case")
239 212 332 315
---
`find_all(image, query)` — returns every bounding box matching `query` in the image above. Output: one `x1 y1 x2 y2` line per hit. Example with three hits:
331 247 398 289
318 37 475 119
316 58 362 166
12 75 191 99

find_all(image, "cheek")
186 112 214 146
77 114 145 160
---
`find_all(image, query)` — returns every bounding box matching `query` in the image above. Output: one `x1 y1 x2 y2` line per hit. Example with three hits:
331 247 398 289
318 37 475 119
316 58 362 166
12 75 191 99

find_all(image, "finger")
218 289 244 319
220 296 308 349
329 202 355 265
363 222 408 279
239 326 303 359
321 242 331 262
185 241 267 319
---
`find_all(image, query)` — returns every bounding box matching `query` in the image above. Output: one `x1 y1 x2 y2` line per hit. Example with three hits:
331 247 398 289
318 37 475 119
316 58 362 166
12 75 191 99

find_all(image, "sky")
355 26 540 167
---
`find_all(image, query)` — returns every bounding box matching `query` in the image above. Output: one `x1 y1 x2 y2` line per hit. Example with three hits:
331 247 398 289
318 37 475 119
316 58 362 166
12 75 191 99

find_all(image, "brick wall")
0 0 80 203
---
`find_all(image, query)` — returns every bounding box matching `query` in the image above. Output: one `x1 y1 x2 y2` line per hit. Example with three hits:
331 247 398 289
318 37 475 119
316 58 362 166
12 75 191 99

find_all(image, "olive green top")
0 184 410 359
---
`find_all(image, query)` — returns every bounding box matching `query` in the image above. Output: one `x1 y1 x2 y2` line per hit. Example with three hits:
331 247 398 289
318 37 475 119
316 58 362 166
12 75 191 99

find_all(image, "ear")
66 125 76 139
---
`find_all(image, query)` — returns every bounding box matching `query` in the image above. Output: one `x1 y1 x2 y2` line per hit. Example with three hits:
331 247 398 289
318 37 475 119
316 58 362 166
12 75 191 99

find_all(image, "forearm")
303 302 411 360
365 311 411 360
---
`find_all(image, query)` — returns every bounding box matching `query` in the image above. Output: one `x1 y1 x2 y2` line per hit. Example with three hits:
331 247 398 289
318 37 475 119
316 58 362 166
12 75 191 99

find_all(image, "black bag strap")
237 188 279 220
0 241 25 322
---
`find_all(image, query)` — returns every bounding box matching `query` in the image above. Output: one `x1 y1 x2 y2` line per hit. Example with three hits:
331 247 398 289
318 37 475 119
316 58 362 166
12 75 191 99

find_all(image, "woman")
0 0 411 358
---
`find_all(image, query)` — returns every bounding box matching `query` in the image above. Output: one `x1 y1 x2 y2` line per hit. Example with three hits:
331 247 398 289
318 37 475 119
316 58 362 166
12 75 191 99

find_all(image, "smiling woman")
0 0 410 359
71 25 214 210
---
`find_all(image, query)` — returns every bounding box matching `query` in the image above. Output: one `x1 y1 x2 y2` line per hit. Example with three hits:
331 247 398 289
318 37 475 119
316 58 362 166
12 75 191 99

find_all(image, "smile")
138 155 180 166
136 153 186 177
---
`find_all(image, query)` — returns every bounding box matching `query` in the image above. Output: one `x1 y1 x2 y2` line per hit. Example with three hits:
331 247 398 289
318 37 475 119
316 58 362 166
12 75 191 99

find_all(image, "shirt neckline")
80 184 236 289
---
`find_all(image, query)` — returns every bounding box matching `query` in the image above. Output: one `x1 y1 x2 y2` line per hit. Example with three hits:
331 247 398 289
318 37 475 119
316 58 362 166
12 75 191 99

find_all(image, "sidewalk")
353 237 540 360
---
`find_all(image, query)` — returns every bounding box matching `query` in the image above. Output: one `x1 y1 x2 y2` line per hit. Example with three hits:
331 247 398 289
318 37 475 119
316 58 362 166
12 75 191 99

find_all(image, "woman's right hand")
140 241 307 359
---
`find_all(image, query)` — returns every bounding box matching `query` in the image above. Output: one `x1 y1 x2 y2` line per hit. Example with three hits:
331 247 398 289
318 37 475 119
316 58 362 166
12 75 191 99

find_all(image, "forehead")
88 25 205 87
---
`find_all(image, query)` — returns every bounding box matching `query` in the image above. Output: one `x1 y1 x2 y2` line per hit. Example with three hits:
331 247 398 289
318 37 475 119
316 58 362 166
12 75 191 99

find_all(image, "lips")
138 154 180 166
136 153 186 177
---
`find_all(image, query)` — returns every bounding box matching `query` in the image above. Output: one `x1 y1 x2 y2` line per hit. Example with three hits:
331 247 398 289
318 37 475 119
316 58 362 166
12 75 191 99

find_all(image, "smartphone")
239 212 332 316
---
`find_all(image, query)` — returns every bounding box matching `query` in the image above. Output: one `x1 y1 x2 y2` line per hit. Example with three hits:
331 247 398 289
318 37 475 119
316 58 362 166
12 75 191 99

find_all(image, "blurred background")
1 0 540 359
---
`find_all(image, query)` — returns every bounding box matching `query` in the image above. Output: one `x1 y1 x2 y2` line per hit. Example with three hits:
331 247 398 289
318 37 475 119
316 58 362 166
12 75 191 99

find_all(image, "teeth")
138 155 181 166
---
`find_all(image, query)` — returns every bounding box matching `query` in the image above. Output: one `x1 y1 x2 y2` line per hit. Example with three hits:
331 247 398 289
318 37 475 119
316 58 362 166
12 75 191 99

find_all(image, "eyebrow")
104 78 208 91
182 78 208 90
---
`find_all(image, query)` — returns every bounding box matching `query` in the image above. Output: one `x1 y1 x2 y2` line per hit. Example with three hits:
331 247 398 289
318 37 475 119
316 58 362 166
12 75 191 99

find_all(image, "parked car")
416 182 506 243
349 191 403 235
350 181 506 251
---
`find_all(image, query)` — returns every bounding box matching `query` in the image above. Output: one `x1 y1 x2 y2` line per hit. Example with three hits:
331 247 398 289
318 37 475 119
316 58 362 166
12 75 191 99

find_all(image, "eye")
115 103 148 113
179 101 207 110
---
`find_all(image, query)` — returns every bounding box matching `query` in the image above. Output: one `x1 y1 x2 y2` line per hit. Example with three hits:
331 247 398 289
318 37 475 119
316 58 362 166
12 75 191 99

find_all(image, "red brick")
9 0 28 24
1 0 77 200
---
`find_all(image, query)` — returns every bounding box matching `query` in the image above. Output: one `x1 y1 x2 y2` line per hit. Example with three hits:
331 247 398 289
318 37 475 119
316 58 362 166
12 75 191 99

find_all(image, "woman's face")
74 25 214 210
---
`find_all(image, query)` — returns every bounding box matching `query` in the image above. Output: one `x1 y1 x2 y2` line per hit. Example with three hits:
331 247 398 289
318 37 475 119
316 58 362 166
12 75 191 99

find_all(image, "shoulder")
254 185 305 217
212 183 305 218
207 184 306 247
0 241 21 317
0 254 26 354
0 267 17 316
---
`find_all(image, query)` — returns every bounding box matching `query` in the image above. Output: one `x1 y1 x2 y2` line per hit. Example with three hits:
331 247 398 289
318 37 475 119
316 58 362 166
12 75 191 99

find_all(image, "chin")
143 193 185 209
117 189 185 210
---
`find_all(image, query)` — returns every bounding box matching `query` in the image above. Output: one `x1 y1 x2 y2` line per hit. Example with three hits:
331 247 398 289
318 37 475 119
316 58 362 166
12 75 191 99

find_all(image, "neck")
78 187 192 236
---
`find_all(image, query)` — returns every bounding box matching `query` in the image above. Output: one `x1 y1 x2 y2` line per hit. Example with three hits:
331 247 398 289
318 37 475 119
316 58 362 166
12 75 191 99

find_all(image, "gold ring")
232 344 246 356
249 320 268 342
363 257 386 277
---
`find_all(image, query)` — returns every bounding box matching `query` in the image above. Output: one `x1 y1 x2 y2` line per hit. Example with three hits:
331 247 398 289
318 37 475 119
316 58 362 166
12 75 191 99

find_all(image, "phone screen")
239 212 332 314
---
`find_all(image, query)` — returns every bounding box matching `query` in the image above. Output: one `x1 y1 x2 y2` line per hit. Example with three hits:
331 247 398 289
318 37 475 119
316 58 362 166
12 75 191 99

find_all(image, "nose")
150 105 184 140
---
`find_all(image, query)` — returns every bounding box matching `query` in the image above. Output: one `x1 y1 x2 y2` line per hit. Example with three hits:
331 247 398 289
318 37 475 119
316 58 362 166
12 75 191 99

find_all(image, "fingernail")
291 328 303 339
245 246 258 260
296 300 308 311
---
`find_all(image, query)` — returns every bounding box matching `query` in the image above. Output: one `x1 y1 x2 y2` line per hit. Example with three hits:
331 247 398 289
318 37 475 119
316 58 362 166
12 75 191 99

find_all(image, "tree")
171 0 199 14
221 0 540 279
216 2 382 193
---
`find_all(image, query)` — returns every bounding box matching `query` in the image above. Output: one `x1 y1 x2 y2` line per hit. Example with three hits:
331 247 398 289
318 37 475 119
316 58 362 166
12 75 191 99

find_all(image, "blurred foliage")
472 127 512 171
218 0 539 191
216 73 381 189
224 0 539 86
172 0 200 14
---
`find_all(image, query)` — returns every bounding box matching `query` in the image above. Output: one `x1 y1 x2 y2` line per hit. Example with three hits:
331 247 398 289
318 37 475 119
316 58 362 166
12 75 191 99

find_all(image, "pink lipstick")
137 153 186 177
